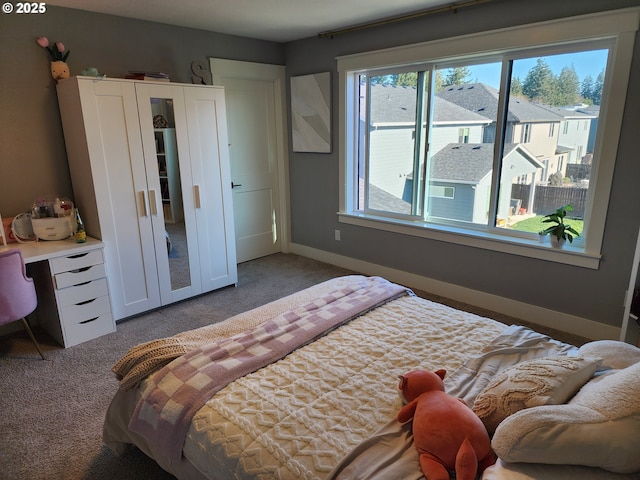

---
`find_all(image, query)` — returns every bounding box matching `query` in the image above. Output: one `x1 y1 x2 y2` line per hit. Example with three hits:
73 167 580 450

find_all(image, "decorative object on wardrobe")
36 36 70 81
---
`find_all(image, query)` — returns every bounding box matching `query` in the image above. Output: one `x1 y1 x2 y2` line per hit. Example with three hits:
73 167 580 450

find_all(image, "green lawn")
511 215 584 235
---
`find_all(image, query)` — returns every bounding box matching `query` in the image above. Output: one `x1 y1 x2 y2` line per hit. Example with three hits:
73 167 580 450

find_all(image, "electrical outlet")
335 229 341 241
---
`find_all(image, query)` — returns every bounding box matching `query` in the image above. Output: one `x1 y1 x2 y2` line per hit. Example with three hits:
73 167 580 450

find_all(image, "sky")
457 49 609 90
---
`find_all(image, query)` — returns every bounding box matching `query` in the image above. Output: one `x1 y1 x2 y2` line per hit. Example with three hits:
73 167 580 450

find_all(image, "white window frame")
337 8 638 269
522 123 532 143
459 127 470 143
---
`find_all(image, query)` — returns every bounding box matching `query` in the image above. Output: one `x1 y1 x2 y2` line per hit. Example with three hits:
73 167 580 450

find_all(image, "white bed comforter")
180 293 505 479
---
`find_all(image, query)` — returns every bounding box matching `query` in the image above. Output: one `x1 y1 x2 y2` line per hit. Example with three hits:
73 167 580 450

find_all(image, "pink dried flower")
36 37 70 62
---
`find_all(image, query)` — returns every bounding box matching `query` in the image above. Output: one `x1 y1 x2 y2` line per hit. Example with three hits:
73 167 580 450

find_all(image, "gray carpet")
0 253 589 480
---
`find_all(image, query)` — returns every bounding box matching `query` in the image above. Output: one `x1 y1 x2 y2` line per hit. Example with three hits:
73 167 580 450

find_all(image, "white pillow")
492 362 640 473
472 356 601 432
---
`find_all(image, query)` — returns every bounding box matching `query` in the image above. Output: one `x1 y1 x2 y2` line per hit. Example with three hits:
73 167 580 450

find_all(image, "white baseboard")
289 243 620 341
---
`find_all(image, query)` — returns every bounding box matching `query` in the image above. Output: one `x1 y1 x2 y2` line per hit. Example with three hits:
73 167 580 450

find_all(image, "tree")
555 65 580 106
581 74 594 103
510 76 523 96
592 69 605 105
522 58 555 103
433 70 445 92
397 72 418 87
444 66 471 86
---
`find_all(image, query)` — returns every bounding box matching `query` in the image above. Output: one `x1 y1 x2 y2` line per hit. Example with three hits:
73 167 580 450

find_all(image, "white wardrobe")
57 77 237 321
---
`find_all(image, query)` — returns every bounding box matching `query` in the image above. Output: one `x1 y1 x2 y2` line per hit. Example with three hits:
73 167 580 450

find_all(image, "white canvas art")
291 72 331 153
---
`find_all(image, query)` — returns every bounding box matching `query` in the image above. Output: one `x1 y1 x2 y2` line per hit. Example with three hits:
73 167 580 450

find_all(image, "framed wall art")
290 72 331 153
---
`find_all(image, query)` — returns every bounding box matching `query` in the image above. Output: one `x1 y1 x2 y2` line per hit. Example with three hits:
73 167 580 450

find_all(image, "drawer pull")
76 298 97 306
72 266 92 274
80 317 99 325
68 253 89 259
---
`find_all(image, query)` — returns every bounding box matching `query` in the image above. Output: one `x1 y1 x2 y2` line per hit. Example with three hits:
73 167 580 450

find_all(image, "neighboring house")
364 83 594 219
436 84 570 185
364 84 490 205
428 143 543 223
536 104 596 168
575 104 600 156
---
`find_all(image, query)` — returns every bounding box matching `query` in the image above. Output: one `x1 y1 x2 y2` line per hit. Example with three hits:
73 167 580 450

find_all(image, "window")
338 9 638 268
431 186 455 199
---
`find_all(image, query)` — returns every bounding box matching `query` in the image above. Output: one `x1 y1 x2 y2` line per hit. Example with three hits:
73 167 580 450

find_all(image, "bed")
103 275 640 480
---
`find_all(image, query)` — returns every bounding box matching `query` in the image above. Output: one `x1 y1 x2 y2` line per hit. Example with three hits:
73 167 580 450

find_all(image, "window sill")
338 212 601 269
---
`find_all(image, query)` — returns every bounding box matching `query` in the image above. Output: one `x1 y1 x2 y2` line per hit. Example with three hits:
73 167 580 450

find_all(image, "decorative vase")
550 236 566 248
51 61 70 81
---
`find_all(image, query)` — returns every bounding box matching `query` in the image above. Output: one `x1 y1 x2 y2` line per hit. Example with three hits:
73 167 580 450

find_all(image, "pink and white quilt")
128 276 409 462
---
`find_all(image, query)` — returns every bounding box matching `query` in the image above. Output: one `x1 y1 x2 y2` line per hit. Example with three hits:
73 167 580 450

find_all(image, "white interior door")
210 59 289 263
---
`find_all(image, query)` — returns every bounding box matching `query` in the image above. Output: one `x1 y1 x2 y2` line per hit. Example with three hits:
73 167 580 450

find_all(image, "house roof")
576 105 600 117
534 103 596 119
430 142 541 183
436 83 564 123
430 143 494 183
369 84 490 125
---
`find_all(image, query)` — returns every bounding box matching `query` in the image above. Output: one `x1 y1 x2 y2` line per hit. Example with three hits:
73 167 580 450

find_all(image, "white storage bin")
31 217 73 241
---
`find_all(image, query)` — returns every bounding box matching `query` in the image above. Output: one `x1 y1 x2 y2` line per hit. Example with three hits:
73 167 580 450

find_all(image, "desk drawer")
54 263 106 289
50 249 104 274
62 312 115 348
57 277 109 307
60 295 112 325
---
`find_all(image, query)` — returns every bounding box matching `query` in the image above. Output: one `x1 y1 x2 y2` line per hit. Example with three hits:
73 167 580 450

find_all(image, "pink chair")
0 249 46 359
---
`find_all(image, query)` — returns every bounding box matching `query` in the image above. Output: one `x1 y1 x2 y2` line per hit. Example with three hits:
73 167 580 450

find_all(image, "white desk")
1 236 103 264
1 237 115 347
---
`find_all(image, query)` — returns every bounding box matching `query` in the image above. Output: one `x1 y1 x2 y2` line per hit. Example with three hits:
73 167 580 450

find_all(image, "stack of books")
125 71 170 82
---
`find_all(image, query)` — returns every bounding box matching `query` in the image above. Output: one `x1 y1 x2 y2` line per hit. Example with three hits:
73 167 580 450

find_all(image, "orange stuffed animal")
397 369 495 480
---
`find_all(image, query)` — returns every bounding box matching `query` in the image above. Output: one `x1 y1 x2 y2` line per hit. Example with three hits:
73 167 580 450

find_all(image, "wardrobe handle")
140 191 149 217
194 185 201 209
149 189 158 216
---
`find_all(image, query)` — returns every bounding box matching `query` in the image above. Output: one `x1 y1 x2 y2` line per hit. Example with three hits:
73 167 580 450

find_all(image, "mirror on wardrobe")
150 97 190 291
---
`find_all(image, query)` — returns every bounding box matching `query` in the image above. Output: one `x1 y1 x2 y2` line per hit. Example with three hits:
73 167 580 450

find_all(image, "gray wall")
284 0 640 330
0 6 284 216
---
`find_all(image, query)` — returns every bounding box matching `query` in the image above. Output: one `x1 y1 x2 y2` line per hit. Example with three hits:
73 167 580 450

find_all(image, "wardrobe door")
135 83 202 304
60 78 161 319
184 85 238 291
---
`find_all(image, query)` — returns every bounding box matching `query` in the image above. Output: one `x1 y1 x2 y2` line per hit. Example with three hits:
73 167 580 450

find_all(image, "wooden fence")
511 184 586 218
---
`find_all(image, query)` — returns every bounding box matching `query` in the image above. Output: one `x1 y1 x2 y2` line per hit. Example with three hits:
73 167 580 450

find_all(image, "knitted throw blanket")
127 276 409 463
113 275 373 390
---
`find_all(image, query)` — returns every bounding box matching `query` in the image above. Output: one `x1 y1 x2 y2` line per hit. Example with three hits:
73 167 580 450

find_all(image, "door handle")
194 184 201 209
140 191 149 217
231 182 242 189
149 189 158 216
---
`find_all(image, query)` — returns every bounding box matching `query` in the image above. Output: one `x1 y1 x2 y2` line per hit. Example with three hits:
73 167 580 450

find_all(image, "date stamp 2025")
2 2 47 14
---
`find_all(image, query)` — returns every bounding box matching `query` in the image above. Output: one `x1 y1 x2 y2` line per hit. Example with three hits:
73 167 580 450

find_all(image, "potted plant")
538 204 580 248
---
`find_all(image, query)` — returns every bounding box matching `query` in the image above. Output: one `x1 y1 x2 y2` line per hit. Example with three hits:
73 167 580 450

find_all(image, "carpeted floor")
0 253 589 480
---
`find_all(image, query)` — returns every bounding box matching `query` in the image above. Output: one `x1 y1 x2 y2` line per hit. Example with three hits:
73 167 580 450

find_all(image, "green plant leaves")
538 204 580 242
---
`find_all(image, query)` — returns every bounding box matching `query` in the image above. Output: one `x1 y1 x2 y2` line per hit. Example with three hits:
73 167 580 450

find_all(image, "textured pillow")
472 356 602 432
578 340 640 370
492 361 640 473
